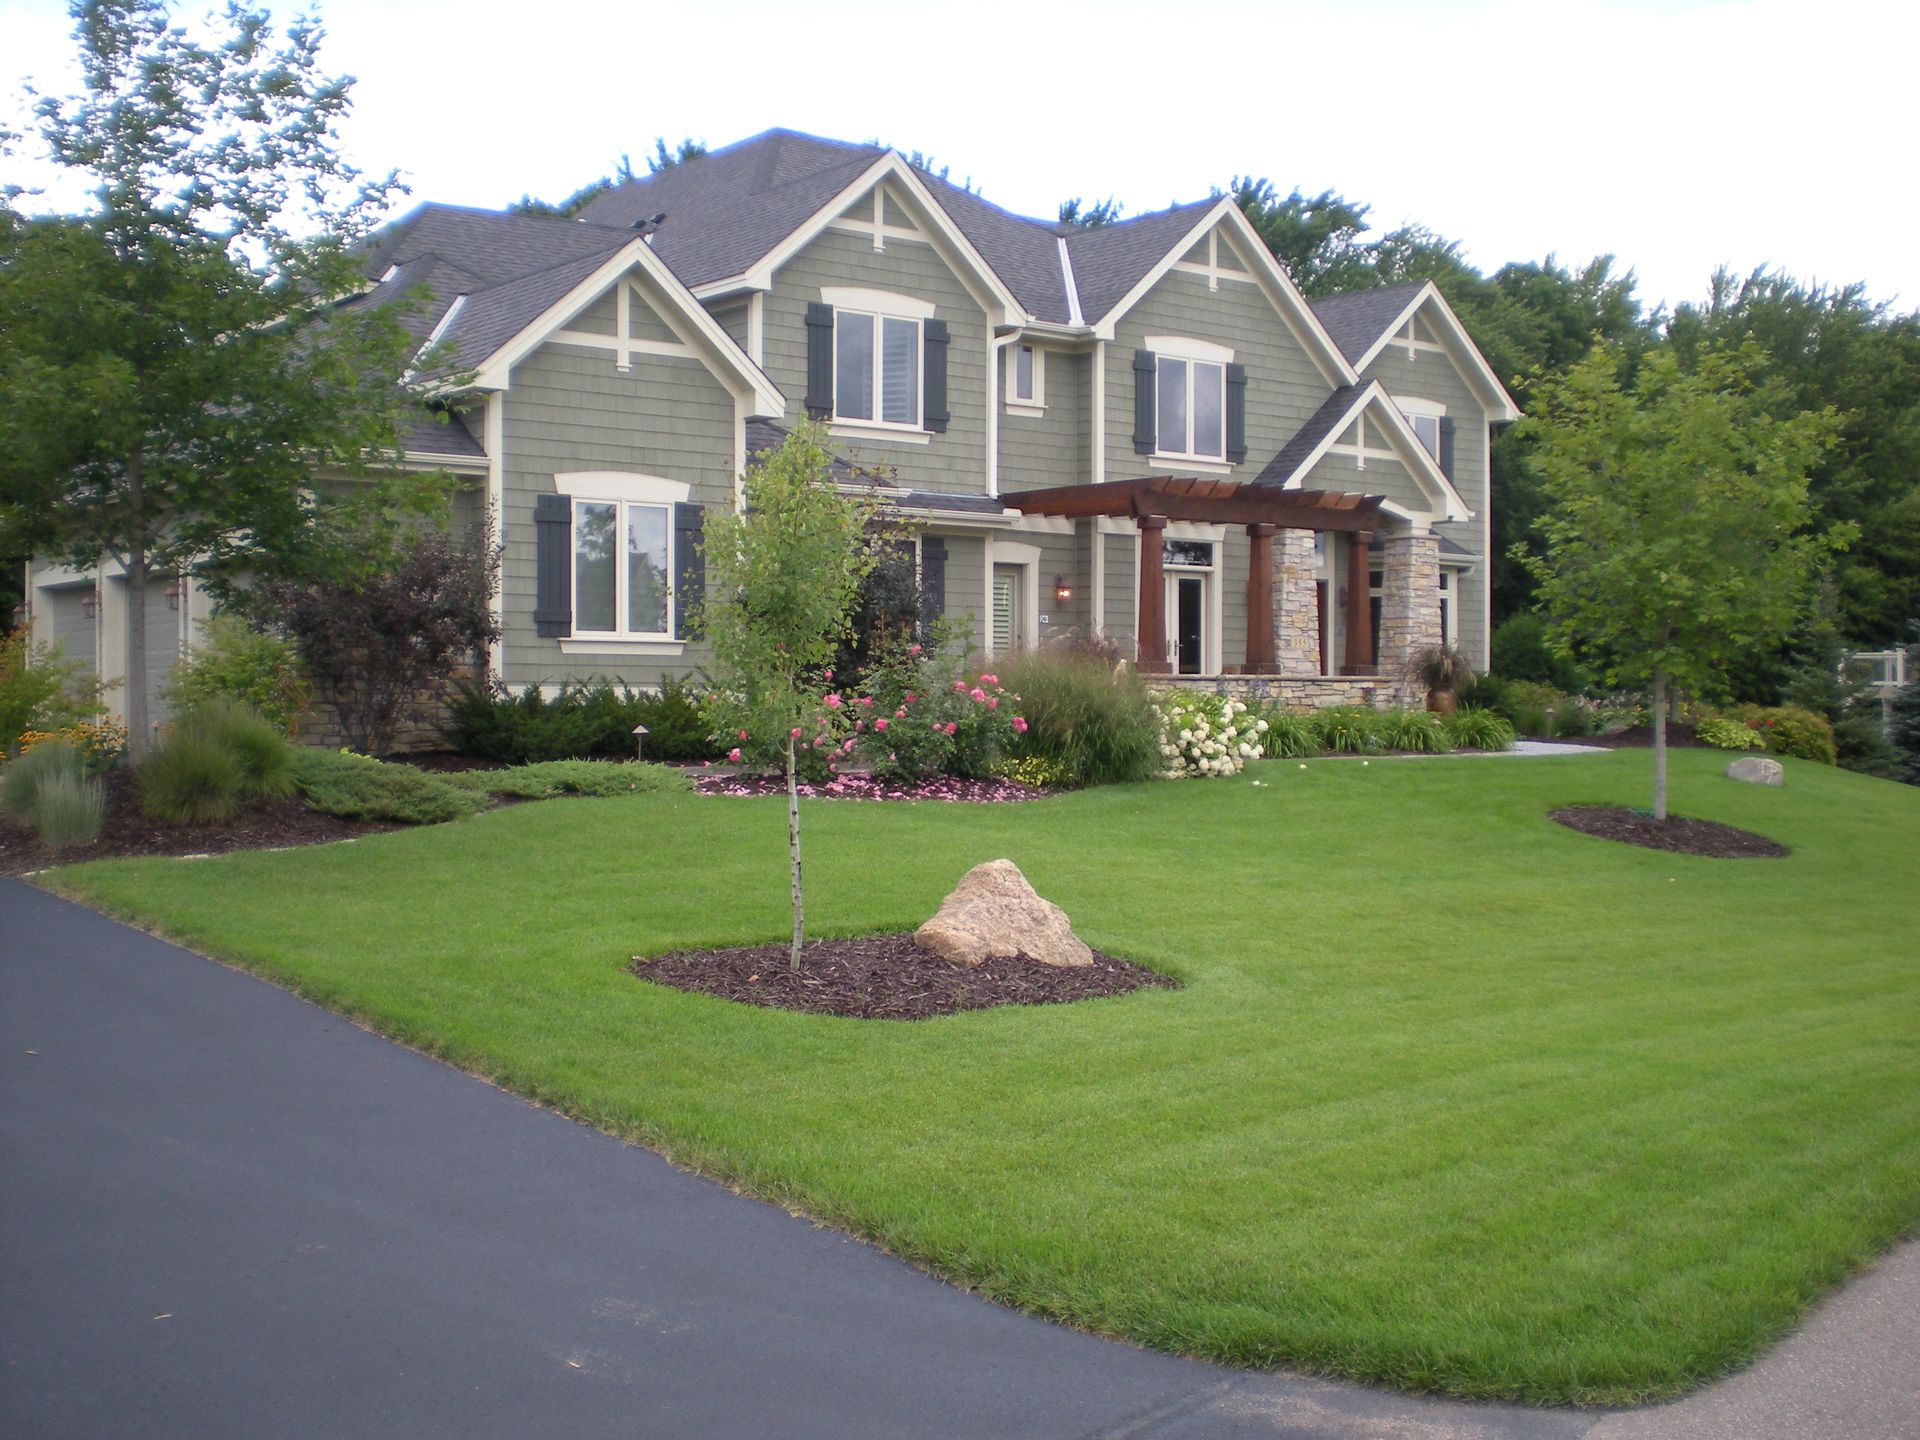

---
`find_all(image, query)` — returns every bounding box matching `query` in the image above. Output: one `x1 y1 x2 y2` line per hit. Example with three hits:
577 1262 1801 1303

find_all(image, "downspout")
986 328 1020 500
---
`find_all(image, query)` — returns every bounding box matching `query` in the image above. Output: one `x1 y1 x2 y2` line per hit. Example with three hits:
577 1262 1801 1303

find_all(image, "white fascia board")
396 450 489 474
1271 385 1378 489
732 153 1025 324
471 238 785 417
1088 199 1360 389
1358 384 1473 522
1349 281 1521 423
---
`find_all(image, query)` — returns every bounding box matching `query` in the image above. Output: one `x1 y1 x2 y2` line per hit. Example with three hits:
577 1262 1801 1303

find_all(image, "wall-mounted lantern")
80 587 99 618
164 579 184 611
1052 575 1073 605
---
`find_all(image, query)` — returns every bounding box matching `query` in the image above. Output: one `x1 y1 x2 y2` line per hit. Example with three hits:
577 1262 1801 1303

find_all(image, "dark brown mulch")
0 768 397 876
1587 722 1704 749
1550 805 1788 859
633 933 1178 1020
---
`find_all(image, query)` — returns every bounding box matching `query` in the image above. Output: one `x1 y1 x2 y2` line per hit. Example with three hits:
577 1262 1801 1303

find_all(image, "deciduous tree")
1520 344 1845 817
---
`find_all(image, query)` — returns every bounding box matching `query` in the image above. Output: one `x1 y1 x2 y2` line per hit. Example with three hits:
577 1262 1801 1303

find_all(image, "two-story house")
22 129 1517 732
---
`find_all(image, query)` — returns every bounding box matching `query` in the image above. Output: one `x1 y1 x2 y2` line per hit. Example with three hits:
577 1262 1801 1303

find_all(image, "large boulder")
915 859 1093 968
1725 756 1785 786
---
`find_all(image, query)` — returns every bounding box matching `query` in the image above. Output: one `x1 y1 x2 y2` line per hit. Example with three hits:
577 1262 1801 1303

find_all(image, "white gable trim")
1087 199 1359 389
1348 281 1520 423
1276 381 1471 523
704 153 1024 323
468 238 783 416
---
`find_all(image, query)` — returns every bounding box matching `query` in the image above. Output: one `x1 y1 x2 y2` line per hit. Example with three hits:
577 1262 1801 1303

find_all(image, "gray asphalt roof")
1254 384 1369 486
745 418 1007 515
1063 201 1217 324
1308 282 1426 365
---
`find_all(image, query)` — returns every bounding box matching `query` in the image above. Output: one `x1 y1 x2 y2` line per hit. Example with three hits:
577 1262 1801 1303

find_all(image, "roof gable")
1313 280 1520 422
1256 380 1470 523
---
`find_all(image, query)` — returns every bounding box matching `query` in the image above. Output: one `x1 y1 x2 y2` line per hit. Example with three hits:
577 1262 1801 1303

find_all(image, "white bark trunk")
125 544 150 761
786 733 804 969
1651 669 1668 821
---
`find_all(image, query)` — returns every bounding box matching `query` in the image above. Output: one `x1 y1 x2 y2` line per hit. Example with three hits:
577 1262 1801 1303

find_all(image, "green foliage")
2 736 83 821
289 749 486 825
990 755 1071 789
1443 708 1516 751
1057 196 1124 228
1379 708 1453 754
446 677 718 765
0 629 106 752
1313 707 1382 754
1489 613 1588 692
1697 716 1765 751
992 649 1162 787
1778 588 1899 776
842 630 1021 782
137 731 244 824
1255 709 1318 759
1889 644 1920 786
29 769 106 848
1722 704 1838 765
0 1 452 753
164 614 312 736
176 698 297 800
444 760 691 799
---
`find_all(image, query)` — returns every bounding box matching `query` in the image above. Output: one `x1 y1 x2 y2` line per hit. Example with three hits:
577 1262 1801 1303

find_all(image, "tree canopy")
0 0 451 752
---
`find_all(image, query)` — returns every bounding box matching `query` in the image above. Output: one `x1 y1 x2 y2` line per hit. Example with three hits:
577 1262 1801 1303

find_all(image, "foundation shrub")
1444 708 1516 751
1721 704 1838 765
1313 706 1383 754
164 614 312 736
176 697 297 800
1156 691 1268 777
993 650 1161 788
29 769 106 848
446 677 719 765
137 730 245 824
1697 716 1765 751
1380 707 1453 754
0 629 107 756
290 749 486 825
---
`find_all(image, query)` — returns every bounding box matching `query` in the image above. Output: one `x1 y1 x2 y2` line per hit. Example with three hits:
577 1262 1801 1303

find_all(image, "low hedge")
446 677 719 765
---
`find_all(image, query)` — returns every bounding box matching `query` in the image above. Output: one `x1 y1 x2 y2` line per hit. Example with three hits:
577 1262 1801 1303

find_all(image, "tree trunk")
1651 668 1668 821
786 733 804 970
125 542 151 762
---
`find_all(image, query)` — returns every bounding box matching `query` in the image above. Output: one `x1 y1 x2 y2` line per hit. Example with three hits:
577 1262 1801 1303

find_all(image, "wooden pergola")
1007 478 1387 676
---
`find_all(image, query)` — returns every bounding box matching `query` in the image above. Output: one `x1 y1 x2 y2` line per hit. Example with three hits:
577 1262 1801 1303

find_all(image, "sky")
3 0 1916 317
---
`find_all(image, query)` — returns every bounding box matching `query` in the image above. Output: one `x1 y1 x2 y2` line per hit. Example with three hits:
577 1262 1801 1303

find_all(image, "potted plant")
1405 645 1475 715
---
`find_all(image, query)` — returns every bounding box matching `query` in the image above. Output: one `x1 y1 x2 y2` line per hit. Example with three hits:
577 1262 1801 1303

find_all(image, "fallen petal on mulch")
1550 806 1788 858
632 933 1176 1019
691 772 1046 804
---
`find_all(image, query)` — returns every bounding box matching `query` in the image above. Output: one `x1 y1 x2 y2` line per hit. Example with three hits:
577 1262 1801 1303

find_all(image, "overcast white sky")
4 0 1915 317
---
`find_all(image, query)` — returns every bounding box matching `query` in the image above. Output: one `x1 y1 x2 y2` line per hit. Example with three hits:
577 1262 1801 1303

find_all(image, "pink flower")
904 692 917 704
824 668 834 680
859 696 873 708
952 681 966 693
888 752 897 763
727 747 741 763
908 645 921 657
932 719 943 731
854 718 865 731
979 673 998 685
737 729 749 741
824 693 843 709
1012 716 1028 733
790 727 802 738
969 687 987 702
987 697 998 710
895 707 906 719
944 722 957 735
841 739 856 754
875 718 888 732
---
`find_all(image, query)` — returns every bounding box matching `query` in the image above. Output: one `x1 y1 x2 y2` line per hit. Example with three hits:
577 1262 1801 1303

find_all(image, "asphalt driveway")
2 878 1911 1439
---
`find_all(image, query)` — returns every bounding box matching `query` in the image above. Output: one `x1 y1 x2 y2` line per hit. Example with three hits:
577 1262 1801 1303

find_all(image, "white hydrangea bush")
1154 691 1269 778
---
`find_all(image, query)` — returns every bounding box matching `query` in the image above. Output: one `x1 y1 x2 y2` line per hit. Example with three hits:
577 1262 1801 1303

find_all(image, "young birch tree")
1520 344 1844 818
700 423 880 967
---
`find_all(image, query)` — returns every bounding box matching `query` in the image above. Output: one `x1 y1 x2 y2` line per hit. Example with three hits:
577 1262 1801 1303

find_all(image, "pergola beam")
1007 478 1385 534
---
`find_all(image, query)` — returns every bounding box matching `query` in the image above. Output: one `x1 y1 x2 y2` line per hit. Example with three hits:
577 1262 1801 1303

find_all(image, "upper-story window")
836 310 920 426
1157 356 1226 459
574 497 671 638
813 287 943 437
1397 398 1445 460
1136 336 1240 467
1004 342 1045 413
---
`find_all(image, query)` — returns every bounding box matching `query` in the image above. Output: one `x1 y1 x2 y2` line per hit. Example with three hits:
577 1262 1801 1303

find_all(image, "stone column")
1136 515 1169 674
1244 523 1276 673
1377 533 1442 701
1276 528 1319 677
1342 531 1376 677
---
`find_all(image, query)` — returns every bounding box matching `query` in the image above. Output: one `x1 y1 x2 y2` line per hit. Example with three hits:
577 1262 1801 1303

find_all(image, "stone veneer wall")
296 660 476 756
1275 529 1319 678
1155 674 1385 712
1376 533 1442 705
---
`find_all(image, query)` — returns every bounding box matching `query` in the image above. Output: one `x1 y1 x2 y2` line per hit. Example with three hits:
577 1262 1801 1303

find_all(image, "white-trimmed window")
1397 397 1446 460
1438 568 1455 648
823 287 936 431
1006 343 1044 411
1146 336 1235 462
553 472 690 643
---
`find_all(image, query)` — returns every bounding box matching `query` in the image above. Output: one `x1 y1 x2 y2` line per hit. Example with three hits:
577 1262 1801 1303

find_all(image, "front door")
1166 572 1207 674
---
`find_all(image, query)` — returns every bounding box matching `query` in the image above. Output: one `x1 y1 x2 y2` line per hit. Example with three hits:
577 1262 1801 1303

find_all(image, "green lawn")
42 748 1920 1405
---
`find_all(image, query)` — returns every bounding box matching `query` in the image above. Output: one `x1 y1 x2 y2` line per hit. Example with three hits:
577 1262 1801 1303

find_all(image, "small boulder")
1725 756 1784 787
915 859 1093 968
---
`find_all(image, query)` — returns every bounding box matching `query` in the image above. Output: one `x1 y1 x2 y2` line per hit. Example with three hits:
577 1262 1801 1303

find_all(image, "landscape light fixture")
632 723 650 761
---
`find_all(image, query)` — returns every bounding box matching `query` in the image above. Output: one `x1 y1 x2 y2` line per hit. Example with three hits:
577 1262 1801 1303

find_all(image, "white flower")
1256 719 1269 734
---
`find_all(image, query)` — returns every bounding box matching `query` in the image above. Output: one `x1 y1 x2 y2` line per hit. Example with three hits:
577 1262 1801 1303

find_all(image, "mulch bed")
1586 722 1704 749
0 769 397 876
1550 805 1788 859
633 933 1177 1020
692 771 1047 803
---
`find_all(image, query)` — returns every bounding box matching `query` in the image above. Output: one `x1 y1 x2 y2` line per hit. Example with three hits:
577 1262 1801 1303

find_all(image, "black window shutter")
1132 349 1157 454
1225 363 1248 463
805 302 834 419
918 536 947 639
1438 417 1456 480
533 492 572 638
673 502 705 639
923 319 949 432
